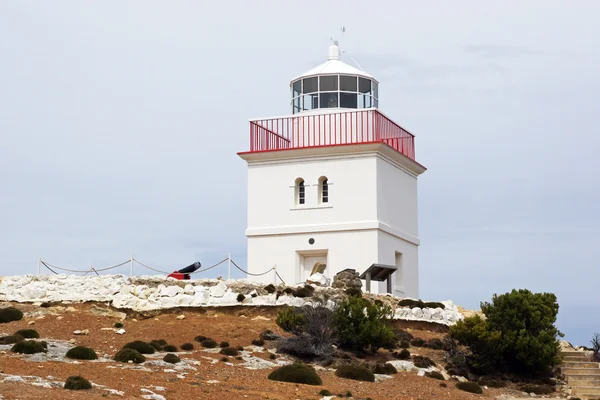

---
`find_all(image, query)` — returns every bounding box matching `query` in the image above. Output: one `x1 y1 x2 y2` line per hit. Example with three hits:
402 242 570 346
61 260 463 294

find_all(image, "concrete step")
564 355 593 362
571 386 600 396
567 375 600 385
563 361 600 369
562 367 600 375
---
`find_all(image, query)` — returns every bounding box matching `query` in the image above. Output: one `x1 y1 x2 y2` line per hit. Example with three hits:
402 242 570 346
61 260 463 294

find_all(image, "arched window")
319 176 329 204
295 178 305 205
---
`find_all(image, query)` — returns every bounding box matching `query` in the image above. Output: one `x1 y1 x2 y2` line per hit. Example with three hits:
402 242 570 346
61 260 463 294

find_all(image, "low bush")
149 341 163 351
194 335 208 343
292 285 314 298
335 364 375 382
235 356 243 360
66 346 98 360
425 371 444 380
591 333 600 362
0 334 24 345
163 353 180 364
220 341 229 348
410 338 427 347
114 322 123 328
123 341 155 354
236 345 244 351
114 348 146 363
334 296 395 352
519 384 553 395
181 343 194 351
201 339 217 348
413 355 436 368
0 307 23 323
345 288 362 297
397 299 445 309
260 330 280 341
394 328 414 342
399 340 410 349
40 302 51 308
219 347 239 356
440 383 448 388
394 349 411 360
163 344 178 352
264 284 276 294
236 294 245 302
283 287 294 294
64 376 92 390
251 339 265 346
372 362 397 375
427 338 444 350
11 340 46 354
15 329 39 339
456 381 483 394
276 307 306 334
277 306 335 359
319 389 332 396
220 356 229 362
479 377 506 388
268 363 322 385
269 353 276 360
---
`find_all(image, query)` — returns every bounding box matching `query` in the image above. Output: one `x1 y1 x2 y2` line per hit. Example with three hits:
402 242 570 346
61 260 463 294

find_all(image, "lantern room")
290 44 379 114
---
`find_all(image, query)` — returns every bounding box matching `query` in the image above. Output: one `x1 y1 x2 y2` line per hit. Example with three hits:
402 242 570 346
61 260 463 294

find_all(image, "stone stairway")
562 350 600 399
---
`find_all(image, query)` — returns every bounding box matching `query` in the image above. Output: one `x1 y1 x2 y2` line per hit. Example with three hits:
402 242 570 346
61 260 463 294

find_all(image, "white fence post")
130 255 134 277
38 257 41 275
227 254 231 280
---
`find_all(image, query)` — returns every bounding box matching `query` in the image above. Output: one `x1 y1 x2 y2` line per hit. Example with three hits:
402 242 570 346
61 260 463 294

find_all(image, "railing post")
130 255 134 277
228 254 231 280
38 257 41 275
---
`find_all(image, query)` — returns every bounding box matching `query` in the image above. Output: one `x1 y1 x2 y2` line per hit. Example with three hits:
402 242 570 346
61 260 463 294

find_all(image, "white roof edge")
248 107 378 122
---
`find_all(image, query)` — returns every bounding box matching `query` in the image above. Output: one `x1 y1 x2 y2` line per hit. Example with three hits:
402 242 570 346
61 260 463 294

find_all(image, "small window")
302 93 318 110
340 92 357 108
296 178 305 205
292 80 301 97
293 97 302 114
319 75 338 91
320 92 338 108
359 77 371 94
302 77 318 93
319 176 329 204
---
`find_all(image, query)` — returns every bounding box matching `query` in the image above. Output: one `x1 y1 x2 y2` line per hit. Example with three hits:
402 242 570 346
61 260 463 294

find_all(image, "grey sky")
1 1 598 345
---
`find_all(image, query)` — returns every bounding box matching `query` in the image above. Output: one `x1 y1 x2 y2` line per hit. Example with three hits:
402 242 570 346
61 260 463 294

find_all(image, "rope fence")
37 255 284 283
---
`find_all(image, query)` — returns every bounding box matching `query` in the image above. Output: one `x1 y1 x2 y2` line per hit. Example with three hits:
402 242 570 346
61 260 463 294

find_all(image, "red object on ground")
167 272 190 280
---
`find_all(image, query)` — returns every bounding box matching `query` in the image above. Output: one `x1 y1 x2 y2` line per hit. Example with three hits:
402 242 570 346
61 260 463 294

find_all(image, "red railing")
248 109 415 160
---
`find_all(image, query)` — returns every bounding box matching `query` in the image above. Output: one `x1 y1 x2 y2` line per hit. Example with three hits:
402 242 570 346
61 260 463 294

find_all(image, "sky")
1 1 599 345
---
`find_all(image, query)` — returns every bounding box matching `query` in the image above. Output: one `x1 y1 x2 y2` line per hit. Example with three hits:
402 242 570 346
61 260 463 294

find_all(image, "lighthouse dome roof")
291 44 376 82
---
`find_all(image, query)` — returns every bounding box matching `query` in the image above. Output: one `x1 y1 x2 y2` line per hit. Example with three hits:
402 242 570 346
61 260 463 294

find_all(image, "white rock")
116 328 126 335
176 315 185 320
160 285 183 297
306 272 327 286
209 282 227 298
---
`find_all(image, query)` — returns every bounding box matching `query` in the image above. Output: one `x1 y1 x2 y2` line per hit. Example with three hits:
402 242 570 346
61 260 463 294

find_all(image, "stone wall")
0 274 463 325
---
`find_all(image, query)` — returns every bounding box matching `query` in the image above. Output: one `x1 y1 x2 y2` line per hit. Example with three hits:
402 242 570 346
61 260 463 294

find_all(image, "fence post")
38 257 41 275
227 254 231 280
130 255 134 277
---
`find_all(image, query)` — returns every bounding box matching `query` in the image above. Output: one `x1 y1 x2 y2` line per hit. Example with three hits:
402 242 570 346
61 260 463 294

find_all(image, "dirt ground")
0 302 528 399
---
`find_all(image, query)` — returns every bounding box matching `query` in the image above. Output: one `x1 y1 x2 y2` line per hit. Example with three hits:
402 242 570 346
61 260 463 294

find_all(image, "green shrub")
397 299 445 309
264 284 276 294
413 355 435 368
276 306 306 334
334 296 395 352
591 333 600 362
15 329 39 339
440 383 448 388
479 377 506 388
40 302 51 308
64 376 92 390
425 371 444 380
335 364 375 382
220 341 229 348
519 384 553 394
163 344 178 352
65 346 98 360
427 338 444 350
344 391 353 397
220 356 229 362
450 289 562 377
283 287 294 294
319 389 332 396
269 353 276 360
0 307 23 323
394 328 414 342
372 362 397 374
181 343 194 351
201 339 217 348
252 339 265 346
194 335 208 343
394 349 411 360
260 330 280 341
237 293 245 302
163 353 180 364
219 347 238 356
236 345 244 351
149 341 163 351
399 340 410 349
11 340 46 354
345 288 362 297
123 341 155 354
114 322 123 328
268 363 322 385
114 348 146 363
235 356 243 360
410 337 427 347
0 334 24 344
456 381 483 394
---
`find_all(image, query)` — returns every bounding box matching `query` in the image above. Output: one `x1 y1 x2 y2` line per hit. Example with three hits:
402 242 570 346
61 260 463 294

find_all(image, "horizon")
1 1 598 346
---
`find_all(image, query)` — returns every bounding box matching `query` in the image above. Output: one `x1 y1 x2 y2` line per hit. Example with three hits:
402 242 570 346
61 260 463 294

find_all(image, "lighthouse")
238 43 426 297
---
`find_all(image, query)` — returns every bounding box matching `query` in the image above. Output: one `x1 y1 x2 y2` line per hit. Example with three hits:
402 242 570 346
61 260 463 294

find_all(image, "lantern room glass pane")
292 80 301 97
319 75 338 91
293 97 302 114
359 77 371 94
302 77 318 93
340 92 358 108
340 75 357 91
373 82 378 99
359 94 372 108
320 92 338 108
303 93 318 110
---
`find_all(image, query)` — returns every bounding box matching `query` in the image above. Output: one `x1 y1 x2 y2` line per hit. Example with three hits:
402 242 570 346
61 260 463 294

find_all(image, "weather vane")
330 26 346 47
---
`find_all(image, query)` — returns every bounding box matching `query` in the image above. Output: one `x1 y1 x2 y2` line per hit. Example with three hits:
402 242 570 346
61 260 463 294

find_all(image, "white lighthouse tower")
238 43 426 297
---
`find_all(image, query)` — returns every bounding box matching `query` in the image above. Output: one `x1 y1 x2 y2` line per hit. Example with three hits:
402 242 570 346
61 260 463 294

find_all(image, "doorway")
298 252 328 282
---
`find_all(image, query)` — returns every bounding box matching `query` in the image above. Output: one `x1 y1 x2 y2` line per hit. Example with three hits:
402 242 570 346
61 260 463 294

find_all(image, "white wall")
376 230 419 298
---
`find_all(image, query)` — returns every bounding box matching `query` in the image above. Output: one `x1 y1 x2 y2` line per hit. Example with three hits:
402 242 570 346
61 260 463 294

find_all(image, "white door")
301 254 327 281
